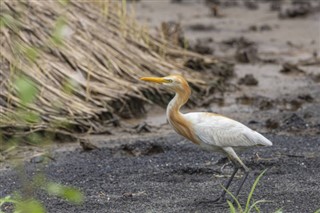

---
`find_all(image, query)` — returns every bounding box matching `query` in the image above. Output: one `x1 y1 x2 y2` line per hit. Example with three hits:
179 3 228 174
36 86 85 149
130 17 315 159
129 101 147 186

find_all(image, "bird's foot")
212 196 238 206
212 196 227 204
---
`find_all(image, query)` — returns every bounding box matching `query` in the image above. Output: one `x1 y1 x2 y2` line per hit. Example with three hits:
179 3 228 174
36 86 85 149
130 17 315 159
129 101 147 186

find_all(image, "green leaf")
16 199 45 213
0 16 5 29
51 17 67 45
248 200 271 212
14 76 38 105
26 133 42 145
46 182 84 204
0 195 16 206
0 14 19 32
20 111 40 123
15 42 39 63
24 46 39 63
58 0 70 6
227 200 236 213
245 169 268 212
221 184 243 212
62 187 84 204
62 78 78 95
47 182 63 195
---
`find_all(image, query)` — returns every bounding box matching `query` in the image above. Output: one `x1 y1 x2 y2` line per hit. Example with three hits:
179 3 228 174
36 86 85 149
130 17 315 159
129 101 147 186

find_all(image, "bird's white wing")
184 112 272 148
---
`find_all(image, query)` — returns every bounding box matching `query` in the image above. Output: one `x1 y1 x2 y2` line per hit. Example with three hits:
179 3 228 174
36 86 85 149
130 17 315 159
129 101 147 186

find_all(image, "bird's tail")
257 132 273 146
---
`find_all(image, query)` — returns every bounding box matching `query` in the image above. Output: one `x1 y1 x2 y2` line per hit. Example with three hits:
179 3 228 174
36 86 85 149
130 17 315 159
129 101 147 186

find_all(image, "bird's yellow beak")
140 77 168 84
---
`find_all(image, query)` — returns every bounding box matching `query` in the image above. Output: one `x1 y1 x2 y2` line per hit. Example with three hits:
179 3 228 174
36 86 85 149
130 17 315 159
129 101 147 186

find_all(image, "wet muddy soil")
0 134 320 213
133 0 320 134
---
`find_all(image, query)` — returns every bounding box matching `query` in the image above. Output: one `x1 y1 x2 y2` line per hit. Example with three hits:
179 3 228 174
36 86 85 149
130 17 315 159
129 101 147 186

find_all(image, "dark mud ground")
1 134 320 212
1 0 320 212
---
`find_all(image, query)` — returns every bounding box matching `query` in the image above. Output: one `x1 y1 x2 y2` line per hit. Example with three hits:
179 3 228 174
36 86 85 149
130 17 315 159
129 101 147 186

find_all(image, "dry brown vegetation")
0 0 232 137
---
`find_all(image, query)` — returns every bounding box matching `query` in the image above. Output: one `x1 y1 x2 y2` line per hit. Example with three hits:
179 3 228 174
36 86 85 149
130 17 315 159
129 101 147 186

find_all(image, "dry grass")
0 0 232 137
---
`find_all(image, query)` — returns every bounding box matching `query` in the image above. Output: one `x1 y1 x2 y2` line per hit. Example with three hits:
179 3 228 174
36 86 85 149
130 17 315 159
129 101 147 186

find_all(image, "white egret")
140 74 272 202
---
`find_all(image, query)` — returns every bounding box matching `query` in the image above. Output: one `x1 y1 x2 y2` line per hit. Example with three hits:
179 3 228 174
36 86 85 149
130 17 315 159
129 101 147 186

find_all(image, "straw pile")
0 0 233 136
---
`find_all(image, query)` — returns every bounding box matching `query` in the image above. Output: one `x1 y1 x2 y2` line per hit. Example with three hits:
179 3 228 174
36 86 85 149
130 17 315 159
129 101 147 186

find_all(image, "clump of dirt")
297 52 320 66
222 37 255 48
221 37 259 63
244 0 259 10
235 45 259 63
279 98 303 111
235 94 313 112
280 62 305 74
204 0 239 8
248 24 272 32
310 73 320 83
297 94 314 102
235 95 254 105
279 1 319 19
187 24 216 32
170 0 183 3
276 94 313 112
159 21 185 47
208 5 224 17
258 99 274 110
265 118 280 130
270 1 282 11
236 95 273 110
173 167 218 176
189 39 214 55
280 113 308 131
184 58 234 78
133 122 152 133
238 74 258 86
115 141 166 157
80 140 100 151
184 58 207 71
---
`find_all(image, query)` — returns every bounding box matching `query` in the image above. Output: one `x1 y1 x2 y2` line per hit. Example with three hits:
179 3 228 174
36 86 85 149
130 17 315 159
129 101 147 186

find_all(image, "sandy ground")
1 0 320 212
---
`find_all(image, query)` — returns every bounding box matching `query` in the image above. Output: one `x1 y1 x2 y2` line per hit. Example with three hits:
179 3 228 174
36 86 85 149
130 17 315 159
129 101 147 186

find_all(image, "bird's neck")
167 87 190 116
166 87 198 143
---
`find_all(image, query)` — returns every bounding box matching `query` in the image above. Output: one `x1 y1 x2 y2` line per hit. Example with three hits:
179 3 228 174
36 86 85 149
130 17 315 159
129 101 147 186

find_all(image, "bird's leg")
215 147 250 203
213 165 239 203
234 167 250 199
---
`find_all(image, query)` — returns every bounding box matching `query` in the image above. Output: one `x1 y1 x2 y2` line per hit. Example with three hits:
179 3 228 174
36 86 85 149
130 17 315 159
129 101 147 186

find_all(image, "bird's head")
140 74 190 93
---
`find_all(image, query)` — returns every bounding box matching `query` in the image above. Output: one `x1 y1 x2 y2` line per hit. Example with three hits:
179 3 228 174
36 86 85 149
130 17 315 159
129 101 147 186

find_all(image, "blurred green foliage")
23 46 39 63
13 75 40 123
62 78 79 95
51 17 67 46
16 199 45 213
46 182 84 204
0 196 45 213
58 0 70 6
14 75 38 105
0 179 84 213
0 1 84 213
0 13 20 32
225 170 282 213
